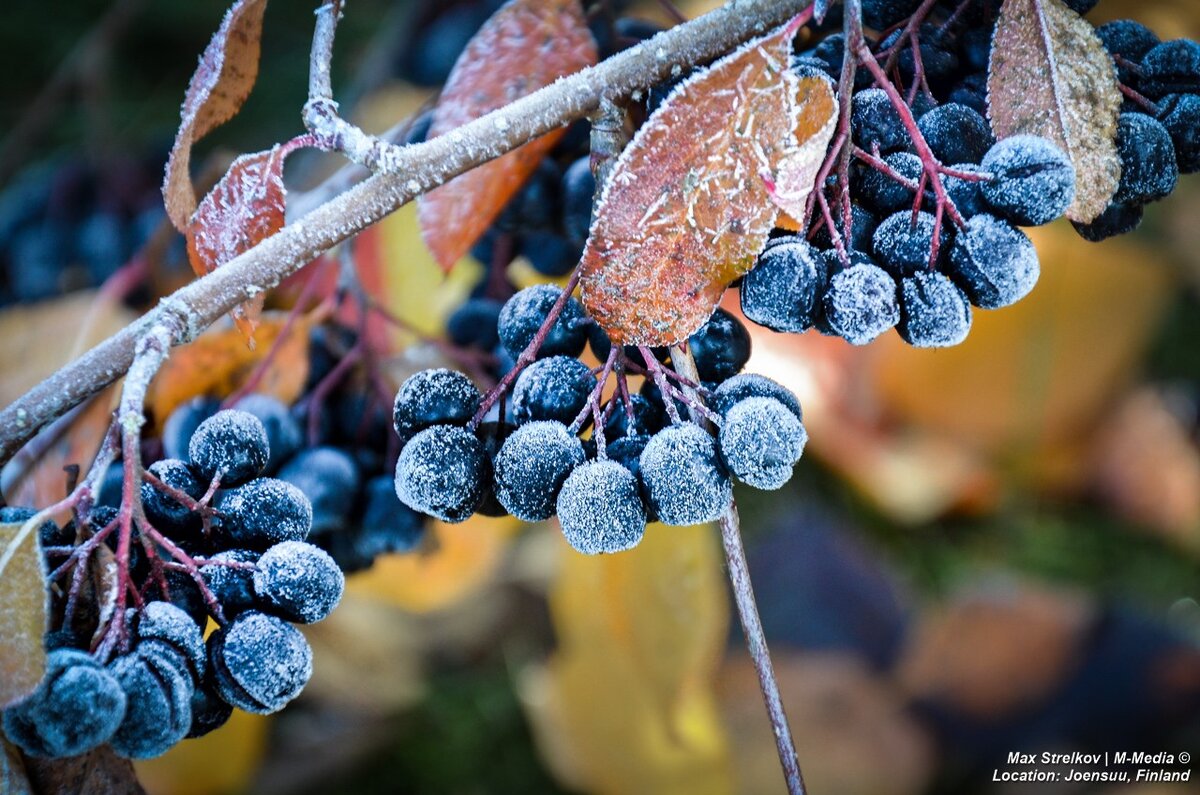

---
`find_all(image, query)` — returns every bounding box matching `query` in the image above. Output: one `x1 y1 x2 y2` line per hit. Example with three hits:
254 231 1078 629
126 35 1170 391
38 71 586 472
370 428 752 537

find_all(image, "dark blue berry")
1097 20 1160 83
1061 0 1098 14
186 675 232 739
358 475 427 554
520 232 582 277
873 210 950 276
980 135 1076 226
131 601 206 681
810 204 878 253
141 459 205 539
605 434 654 522
947 72 988 116
741 237 827 333
512 355 595 426
640 424 731 526
897 270 973 347
498 284 587 360
253 540 344 624
561 156 596 245
206 611 312 715
392 368 481 443
278 447 360 533
851 88 910 154
1072 200 1144 242
821 258 900 345
605 394 661 440
947 214 1040 308
447 298 503 351
862 0 922 29
1140 40 1200 98
108 648 193 759
711 374 803 423
474 421 517 518
718 397 807 490
942 164 988 218
95 463 125 509
885 25 959 84
918 103 994 165
201 550 260 618
232 394 302 473
187 409 269 487
689 308 751 383
492 421 584 522
860 152 923 213
145 569 208 629
556 460 646 554
1158 94 1200 173
960 28 992 73
1115 112 1178 203
496 160 560 233
220 477 313 549
394 425 488 522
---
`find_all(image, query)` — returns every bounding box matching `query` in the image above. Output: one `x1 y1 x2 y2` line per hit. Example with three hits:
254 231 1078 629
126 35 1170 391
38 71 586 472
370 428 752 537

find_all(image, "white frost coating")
406 179 421 194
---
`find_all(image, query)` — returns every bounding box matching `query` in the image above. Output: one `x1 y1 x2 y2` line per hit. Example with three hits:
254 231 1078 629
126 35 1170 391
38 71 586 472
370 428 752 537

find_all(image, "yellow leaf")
0 521 48 708
346 515 518 613
134 710 269 795
523 524 733 795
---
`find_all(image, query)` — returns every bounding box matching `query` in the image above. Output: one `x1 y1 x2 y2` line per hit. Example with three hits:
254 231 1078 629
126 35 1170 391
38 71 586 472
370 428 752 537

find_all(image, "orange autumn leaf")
579 18 805 345
418 0 597 271
767 75 838 224
146 311 312 430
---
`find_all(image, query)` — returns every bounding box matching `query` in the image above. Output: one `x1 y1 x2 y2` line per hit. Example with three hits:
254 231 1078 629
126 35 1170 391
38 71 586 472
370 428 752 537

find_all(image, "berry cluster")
393 285 809 555
3 409 344 760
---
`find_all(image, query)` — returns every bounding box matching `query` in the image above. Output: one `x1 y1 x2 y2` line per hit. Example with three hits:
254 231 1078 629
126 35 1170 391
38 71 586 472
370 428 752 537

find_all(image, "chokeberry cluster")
4 409 344 760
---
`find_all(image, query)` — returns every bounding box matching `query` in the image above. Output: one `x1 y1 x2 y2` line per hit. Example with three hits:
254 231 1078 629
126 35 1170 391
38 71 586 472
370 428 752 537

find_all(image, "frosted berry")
639 424 732 526
394 425 488 523
493 421 584 522
980 135 1076 226
233 394 302 473
851 88 909 154
860 152 922 213
862 0 922 31
497 284 587 359
873 210 951 276
941 164 988 219
1097 20 1159 83
187 676 232 739
822 259 899 345
108 648 193 759
561 156 596 245
253 540 344 624
447 298 503 351
557 460 647 554
688 308 751 383
161 396 219 461
201 550 260 618
358 475 426 555
512 355 595 426
606 434 656 522
741 237 828 333
947 214 1040 308
1158 94 1200 173
1114 112 1178 203
206 611 312 715
392 368 481 443
711 374 803 423
810 203 878 253
1072 201 1144 242
278 447 360 533
140 458 205 539
130 601 206 680
220 477 313 549
718 397 807 490
917 103 994 165
605 394 662 440
1140 40 1200 98
187 409 269 487
897 271 973 348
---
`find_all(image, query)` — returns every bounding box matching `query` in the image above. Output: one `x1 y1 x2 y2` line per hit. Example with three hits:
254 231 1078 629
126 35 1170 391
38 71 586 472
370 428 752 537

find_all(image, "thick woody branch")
0 0 808 469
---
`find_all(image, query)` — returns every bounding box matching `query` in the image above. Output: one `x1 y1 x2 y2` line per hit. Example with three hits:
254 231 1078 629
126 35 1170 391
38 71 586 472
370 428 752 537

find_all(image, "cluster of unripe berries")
394 285 809 554
3 409 345 760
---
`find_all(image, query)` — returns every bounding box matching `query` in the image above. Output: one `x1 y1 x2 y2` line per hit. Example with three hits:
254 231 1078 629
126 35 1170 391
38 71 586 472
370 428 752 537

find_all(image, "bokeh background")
1 0 1199 793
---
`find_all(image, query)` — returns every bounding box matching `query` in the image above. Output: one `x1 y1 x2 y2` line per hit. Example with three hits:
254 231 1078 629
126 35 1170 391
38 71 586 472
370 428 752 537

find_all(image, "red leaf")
579 20 805 346
418 0 597 271
185 144 289 343
163 0 270 232
765 76 838 225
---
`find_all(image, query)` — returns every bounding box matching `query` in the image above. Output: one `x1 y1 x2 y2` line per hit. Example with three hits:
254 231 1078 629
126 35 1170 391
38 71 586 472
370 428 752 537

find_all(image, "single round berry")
859 152 922 214
220 477 314 549
917 103 994 165
1140 39 1200 98
873 210 951 276
941 164 988 219
359 475 427 555
639 424 732 526
131 601 206 681
1072 200 1144 242
253 540 344 624
493 421 584 522
233 394 302 473
207 611 312 715
512 355 595 426
447 298 503 351
108 649 193 759
1114 112 1178 203
278 447 360 533
392 368 481 443
822 260 899 346
140 459 205 539
2 649 126 758
394 425 488 522
980 135 1076 226
1097 20 1159 83
521 232 583 277
161 396 219 461
1158 94 1200 173
186 675 233 739
561 156 596 245
689 308 751 383
741 237 828 333
947 214 1040 309
851 88 910 154
711 374 803 423
605 394 662 440
557 460 647 554
718 397 807 490
497 284 587 359
201 549 260 618
897 271 973 348
187 409 269 487
947 73 988 116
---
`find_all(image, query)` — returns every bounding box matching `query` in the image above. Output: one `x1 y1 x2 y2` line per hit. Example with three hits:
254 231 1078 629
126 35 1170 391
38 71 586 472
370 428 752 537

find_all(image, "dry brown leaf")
767 75 838 224
0 521 48 708
22 746 145 795
163 0 269 230
145 311 312 431
1 736 33 795
579 19 803 345
418 0 597 270
987 0 1122 223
